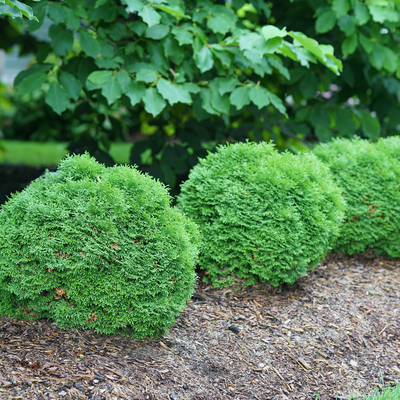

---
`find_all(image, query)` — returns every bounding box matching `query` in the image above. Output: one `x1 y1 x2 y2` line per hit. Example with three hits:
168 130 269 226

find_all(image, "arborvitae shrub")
314 137 400 257
0 154 199 338
177 142 345 287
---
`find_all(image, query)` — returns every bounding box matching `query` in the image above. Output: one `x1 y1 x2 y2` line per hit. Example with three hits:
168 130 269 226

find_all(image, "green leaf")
200 88 219 115
299 73 318 100
154 4 187 19
338 15 356 36
156 79 192 105
332 0 350 18
65 6 81 30
194 46 214 73
310 105 330 128
229 87 251 110
212 48 232 67
288 32 326 62
125 81 146 106
116 70 131 88
341 33 358 57
315 126 334 142
18 71 47 94
249 86 271 109
359 33 372 53
145 24 169 40
334 108 358 137
101 74 122 105
26 1 47 32
369 42 385 70
209 80 230 114
80 30 101 59
360 110 380 140
182 82 201 94
51 27 74 57
87 70 113 84
136 69 158 83
267 91 287 115
354 1 370 25
216 77 238 96
3 0 37 20
207 6 238 35
142 87 166 117
238 32 260 51
138 5 161 27
0 3 22 19
268 57 290 80
47 2 66 24
45 82 69 115
171 26 193 45
383 47 398 74
59 71 82 101
315 10 336 34
261 25 287 40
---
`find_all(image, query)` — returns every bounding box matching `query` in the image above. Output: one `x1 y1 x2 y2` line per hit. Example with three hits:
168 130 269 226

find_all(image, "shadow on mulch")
0 252 399 400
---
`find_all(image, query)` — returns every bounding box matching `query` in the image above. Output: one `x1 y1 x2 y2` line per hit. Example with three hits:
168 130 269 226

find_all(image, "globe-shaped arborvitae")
0 154 199 338
177 142 345 287
314 137 400 257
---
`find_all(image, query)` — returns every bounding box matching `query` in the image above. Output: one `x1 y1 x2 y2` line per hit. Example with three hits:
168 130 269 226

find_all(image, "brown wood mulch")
0 252 399 400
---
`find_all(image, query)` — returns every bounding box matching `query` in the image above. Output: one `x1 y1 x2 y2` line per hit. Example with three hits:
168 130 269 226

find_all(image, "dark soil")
0 252 399 400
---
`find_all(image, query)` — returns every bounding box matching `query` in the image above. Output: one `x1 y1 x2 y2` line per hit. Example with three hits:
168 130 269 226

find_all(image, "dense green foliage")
0 153 199 338
0 0 39 21
314 137 400 257
177 141 345 287
1 0 399 192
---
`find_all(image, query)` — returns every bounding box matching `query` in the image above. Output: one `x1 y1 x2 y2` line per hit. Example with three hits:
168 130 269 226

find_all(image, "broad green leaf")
310 105 330 128
154 4 186 19
65 6 80 30
216 77 238 96
267 91 287 115
138 5 161 27
354 1 370 25
341 33 358 57
116 70 131 88
200 88 219 115
26 1 47 32
182 82 201 93
244 49 263 65
359 33 372 53
299 73 318 100
101 74 122 105
194 46 214 73
156 79 192 105
5 0 37 20
360 110 380 140
261 25 287 41
383 47 398 73
51 27 74 56
18 71 47 93
87 70 113 84
59 71 82 101
369 42 385 70
334 108 358 136
268 57 290 80
209 80 230 114
108 22 129 41
125 80 146 106
238 32 260 51
145 24 169 40
315 10 336 34
136 69 158 83
212 48 232 67
14 65 49 87
289 32 326 62
171 26 193 45
338 15 356 36
230 87 251 110
332 0 350 18
143 87 166 117
45 82 69 115
80 29 101 58
47 2 66 23
95 0 108 8
249 86 271 109
315 126 334 142
124 0 143 12
0 3 22 18
207 6 238 35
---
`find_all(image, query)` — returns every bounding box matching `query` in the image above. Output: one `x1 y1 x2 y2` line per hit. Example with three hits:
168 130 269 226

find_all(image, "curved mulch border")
0 252 399 400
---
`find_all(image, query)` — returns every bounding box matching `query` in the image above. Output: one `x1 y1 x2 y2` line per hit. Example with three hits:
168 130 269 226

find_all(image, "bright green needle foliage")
314 137 400 257
177 142 344 287
0 154 199 338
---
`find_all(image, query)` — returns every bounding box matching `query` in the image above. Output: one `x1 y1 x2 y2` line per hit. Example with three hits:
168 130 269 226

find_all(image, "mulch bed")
0 252 399 400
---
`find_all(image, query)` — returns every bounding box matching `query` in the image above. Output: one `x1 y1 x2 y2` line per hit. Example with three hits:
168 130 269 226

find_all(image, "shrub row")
1 137 399 338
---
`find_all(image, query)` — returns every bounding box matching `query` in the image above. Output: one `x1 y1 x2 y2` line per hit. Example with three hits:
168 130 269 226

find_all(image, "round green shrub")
314 137 400 257
177 142 345 287
0 154 199 338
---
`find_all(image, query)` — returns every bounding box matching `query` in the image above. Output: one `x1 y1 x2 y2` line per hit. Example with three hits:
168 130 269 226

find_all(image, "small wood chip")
272 366 284 380
297 358 312 370
159 341 170 351
315 349 329 359
379 324 389 335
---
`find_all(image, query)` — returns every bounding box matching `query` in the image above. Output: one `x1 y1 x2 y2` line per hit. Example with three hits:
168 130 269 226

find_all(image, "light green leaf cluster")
177 141 345 288
0 154 200 338
12 0 343 118
0 0 39 21
314 137 400 257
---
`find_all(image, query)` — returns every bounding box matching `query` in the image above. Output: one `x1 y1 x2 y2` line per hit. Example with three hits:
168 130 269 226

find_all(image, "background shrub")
177 142 345 287
314 137 400 257
0 154 199 338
